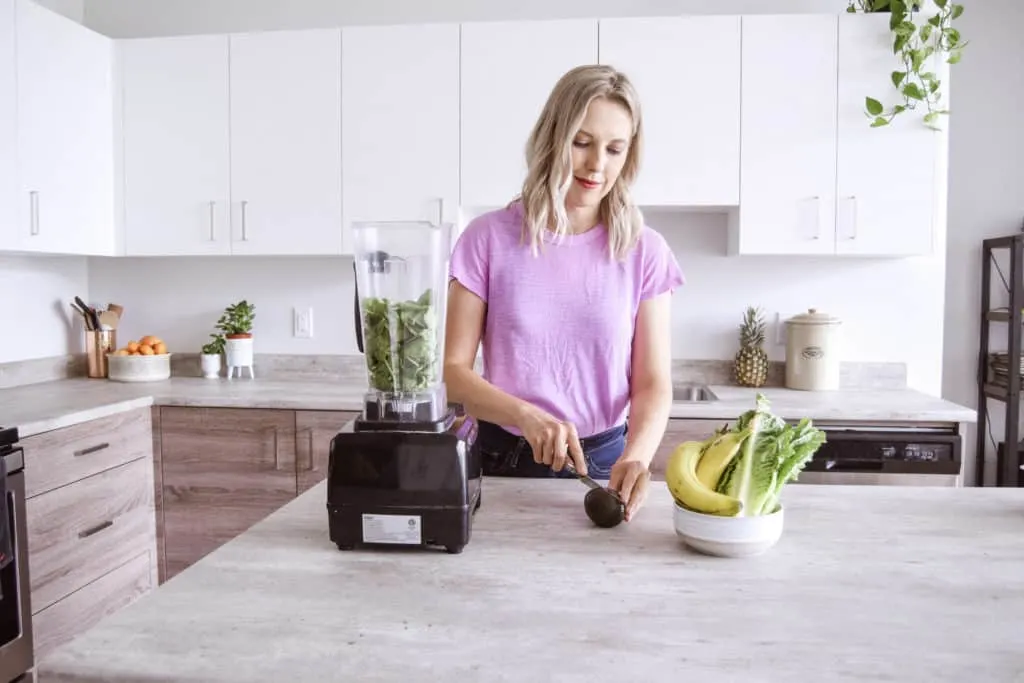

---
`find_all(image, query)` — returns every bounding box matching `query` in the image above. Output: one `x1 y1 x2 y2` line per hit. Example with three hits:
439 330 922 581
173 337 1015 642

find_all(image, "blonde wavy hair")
515 64 644 261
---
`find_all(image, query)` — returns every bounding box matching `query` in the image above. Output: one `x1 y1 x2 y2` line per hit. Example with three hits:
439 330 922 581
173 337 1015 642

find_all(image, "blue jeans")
474 420 627 480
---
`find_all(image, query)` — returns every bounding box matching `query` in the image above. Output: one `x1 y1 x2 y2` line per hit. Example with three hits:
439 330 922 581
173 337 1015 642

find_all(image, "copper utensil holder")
86 330 117 378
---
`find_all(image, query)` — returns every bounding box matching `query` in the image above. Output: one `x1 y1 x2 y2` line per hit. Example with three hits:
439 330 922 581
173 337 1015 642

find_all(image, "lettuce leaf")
715 394 827 516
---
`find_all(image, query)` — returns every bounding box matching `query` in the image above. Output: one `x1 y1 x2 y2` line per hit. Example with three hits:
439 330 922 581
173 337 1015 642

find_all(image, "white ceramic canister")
784 308 842 391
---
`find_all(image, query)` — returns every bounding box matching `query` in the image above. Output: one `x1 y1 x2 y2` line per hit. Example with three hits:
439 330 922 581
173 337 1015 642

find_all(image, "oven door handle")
824 459 885 472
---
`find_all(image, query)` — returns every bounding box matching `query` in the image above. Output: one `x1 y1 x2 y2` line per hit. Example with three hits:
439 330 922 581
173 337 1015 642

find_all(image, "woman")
443 64 684 521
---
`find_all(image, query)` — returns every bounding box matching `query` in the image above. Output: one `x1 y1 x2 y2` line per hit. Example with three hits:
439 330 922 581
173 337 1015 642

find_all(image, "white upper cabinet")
460 19 598 209
341 23 459 250
121 35 231 256
229 29 343 256
598 16 741 207
0 0 14 251
730 14 839 256
15 0 115 256
835 12 943 257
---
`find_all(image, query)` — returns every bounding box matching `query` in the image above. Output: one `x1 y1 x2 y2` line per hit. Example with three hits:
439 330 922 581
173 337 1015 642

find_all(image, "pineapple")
734 306 769 388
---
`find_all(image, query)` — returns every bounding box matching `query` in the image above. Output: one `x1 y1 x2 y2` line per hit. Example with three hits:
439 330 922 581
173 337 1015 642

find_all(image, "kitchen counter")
0 376 976 438
34 478 1022 682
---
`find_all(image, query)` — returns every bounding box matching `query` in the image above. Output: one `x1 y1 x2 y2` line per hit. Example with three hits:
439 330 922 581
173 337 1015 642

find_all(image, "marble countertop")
35 478 1023 682
0 376 976 438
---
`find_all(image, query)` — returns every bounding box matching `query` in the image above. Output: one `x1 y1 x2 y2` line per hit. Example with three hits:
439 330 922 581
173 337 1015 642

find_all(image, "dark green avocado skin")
584 488 625 528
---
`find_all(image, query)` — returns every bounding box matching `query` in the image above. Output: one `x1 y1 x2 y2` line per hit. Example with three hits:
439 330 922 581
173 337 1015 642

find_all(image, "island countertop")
35 478 1022 682
1 376 976 438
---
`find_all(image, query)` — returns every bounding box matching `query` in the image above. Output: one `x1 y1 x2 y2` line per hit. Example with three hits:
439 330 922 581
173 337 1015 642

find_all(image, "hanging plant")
846 0 966 129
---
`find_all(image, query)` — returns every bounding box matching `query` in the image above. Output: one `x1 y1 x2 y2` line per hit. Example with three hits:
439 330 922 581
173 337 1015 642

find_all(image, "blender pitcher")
351 220 454 430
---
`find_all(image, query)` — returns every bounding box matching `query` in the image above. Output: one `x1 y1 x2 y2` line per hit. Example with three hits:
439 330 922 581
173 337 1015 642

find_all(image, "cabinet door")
295 410 360 494
121 35 231 256
835 13 942 257
229 29 344 255
0 0 13 251
159 407 296 579
341 23 459 251
598 16 740 207
460 19 598 209
731 15 838 256
15 0 115 256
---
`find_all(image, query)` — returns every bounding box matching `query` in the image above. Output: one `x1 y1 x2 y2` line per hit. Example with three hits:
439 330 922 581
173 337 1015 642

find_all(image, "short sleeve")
448 215 491 303
639 226 685 301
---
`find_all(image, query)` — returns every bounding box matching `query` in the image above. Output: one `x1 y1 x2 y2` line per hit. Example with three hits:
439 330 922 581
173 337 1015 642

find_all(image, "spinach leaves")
361 288 439 392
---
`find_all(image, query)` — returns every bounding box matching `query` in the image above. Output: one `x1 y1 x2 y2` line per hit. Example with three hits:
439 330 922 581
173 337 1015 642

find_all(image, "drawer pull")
78 520 114 539
74 442 110 457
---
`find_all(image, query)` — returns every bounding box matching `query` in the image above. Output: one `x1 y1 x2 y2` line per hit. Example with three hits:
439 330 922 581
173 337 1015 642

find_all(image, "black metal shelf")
977 234 1024 487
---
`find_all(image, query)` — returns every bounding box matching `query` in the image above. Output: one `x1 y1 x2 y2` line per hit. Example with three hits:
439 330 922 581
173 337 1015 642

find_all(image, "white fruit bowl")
672 502 784 558
106 353 172 382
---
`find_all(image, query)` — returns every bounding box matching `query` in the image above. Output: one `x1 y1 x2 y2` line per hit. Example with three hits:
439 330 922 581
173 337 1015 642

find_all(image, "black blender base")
329 488 482 555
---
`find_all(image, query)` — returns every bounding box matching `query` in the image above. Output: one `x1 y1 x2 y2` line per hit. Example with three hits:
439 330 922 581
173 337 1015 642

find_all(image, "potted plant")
216 300 255 371
846 0 966 129
200 333 225 379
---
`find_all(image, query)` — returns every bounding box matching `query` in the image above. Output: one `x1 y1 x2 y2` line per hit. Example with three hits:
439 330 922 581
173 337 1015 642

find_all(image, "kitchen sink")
672 383 718 403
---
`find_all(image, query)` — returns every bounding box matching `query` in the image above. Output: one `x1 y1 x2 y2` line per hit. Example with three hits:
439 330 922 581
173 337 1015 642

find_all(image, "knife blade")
562 460 603 491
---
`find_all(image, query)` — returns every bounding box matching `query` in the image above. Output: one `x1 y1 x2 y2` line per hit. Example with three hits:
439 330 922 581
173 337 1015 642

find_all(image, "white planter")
224 335 254 378
200 353 221 379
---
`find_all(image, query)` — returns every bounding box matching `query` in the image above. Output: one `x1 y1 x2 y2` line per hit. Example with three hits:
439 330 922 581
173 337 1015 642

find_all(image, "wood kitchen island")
33 479 1023 682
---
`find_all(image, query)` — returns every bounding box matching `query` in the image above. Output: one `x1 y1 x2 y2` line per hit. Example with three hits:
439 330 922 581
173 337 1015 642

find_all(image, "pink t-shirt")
448 200 685 438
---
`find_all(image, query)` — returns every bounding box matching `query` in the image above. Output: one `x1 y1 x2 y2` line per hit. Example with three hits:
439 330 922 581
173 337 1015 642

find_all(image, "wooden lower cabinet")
23 407 158 661
157 407 359 581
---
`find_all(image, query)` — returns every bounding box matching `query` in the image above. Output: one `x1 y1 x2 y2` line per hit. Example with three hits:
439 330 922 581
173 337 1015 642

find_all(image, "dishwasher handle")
824 459 884 472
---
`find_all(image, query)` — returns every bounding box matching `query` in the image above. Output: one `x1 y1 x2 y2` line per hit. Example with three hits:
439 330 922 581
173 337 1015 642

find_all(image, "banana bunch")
664 430 747 517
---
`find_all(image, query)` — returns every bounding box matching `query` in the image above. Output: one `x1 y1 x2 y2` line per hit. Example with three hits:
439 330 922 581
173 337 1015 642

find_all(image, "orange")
138 344 154 355
153 342 167 355
127 341 139 353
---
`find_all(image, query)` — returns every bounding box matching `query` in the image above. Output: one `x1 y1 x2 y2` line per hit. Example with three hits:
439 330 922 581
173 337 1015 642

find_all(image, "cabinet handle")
78 520 113 539
846 195 858 240
241 200 248 241
209 201 216 241
271 426 280 470
74 442 109 457
807 195 820 240
29 191 39 235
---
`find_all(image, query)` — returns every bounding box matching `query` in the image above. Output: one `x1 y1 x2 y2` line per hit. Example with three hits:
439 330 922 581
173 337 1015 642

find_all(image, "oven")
795 424 962 487
0 427 33 682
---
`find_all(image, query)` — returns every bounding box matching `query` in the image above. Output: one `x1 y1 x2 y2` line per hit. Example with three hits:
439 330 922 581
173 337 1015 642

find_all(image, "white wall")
87 210 946 395
942 0 1024 487
82 0 849 38
0 254 89 361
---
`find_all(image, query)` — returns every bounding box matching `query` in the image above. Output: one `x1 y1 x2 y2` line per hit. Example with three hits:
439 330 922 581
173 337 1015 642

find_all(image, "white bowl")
673 501 784 558
106 353 172 382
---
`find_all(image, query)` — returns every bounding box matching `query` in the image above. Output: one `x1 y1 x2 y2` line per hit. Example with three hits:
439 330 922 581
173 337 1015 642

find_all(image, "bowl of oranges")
106 335 171 382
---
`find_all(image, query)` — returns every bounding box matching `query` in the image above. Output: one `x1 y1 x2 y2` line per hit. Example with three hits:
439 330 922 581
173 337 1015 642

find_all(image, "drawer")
32 550 155 661
23 407 153 499
27 457 156 612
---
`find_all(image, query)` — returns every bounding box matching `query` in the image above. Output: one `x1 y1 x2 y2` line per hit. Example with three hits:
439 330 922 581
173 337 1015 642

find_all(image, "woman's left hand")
608 456 652 522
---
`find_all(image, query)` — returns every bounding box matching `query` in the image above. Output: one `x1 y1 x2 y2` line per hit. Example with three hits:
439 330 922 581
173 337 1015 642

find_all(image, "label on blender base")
361 514 422 545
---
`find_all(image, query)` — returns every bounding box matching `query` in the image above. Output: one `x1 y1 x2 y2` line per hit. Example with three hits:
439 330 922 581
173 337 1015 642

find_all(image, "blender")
326 220 482 554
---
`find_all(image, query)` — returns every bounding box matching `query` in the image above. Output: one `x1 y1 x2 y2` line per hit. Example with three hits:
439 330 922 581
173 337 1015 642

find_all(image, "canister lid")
787 308 841 325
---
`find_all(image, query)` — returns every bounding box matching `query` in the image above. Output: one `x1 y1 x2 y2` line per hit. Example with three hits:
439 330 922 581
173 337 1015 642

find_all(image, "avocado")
584 487 625 528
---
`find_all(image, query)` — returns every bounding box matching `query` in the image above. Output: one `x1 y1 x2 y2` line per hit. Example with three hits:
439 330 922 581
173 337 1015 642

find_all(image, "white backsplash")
0 253 89 362
78 209 945 394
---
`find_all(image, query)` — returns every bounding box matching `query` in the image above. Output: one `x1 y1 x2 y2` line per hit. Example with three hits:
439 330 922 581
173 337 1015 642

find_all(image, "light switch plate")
294 307 313 338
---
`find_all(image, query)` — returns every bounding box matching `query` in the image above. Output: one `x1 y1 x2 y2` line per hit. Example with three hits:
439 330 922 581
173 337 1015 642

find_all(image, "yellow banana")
696 430 746 491
665 440 742 517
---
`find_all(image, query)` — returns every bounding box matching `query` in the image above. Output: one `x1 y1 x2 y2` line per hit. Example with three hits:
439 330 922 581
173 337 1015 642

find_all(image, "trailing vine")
846 0 966 129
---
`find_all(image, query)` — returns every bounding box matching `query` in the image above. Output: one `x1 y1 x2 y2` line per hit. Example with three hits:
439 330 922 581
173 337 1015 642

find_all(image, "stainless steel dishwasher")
796 424 962 487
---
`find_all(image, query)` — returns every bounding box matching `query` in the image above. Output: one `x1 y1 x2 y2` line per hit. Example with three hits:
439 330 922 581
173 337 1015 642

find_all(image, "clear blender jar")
351 220 454 431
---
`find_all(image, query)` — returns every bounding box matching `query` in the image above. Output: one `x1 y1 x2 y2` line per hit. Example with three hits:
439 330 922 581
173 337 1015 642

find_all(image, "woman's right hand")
516 406 588 476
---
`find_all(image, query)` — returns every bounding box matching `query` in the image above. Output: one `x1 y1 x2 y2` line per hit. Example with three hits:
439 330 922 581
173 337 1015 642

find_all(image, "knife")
562 460 603 491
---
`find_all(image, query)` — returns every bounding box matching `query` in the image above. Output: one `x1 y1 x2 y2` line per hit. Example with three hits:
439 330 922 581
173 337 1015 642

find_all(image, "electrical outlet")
294 307 313 339
774 312 787 346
